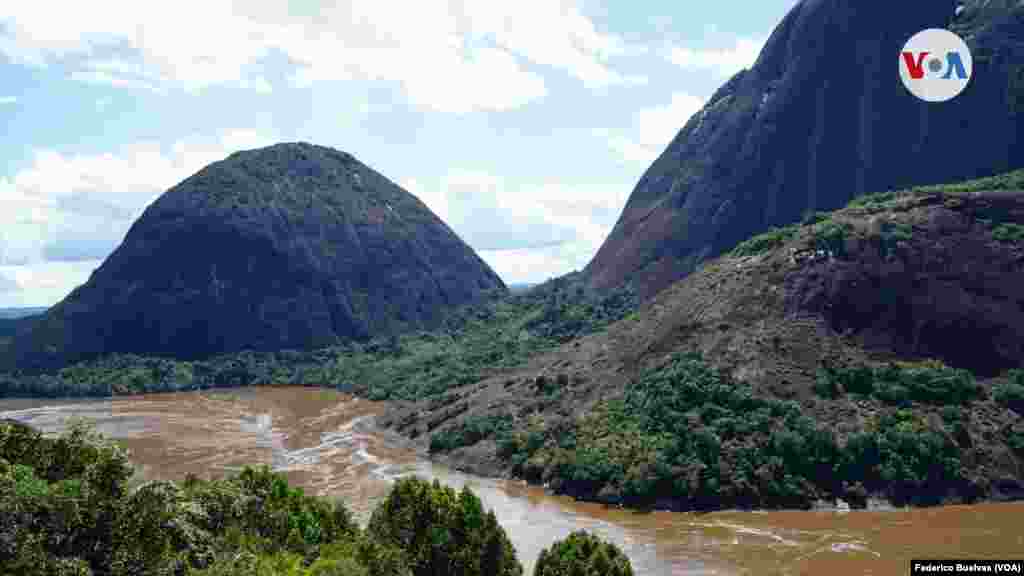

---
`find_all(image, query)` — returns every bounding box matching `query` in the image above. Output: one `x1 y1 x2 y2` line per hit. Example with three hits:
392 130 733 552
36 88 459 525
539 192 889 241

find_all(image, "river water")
1 387 1021 575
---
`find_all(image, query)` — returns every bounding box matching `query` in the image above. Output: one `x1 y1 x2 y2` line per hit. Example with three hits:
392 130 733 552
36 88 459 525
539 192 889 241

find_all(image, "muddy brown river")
2 387 1021 575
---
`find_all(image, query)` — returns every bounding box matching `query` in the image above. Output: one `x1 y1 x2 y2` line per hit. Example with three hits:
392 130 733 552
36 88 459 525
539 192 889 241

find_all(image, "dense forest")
493 352 1024 509
0 419 632 576
0 273 637 401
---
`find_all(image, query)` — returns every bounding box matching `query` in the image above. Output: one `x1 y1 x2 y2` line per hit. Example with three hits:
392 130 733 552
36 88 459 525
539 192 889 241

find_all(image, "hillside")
585 0 1024 300
0 273 636 399
3 171 1022 512
1 143 504 372
385 170 1024 509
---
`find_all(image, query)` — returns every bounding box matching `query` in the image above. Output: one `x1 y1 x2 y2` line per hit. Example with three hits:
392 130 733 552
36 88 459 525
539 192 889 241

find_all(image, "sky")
0 0 800 307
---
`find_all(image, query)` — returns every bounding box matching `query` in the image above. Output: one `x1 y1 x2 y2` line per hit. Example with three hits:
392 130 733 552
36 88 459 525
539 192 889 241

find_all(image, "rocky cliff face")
586 0 1024 300
6 143 504 370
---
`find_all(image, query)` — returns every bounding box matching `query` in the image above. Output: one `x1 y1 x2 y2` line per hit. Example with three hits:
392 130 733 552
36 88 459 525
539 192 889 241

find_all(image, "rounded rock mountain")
7 142 505 370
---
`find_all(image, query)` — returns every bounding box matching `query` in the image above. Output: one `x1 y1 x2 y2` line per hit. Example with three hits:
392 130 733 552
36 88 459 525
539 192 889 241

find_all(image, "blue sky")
0 0 799 307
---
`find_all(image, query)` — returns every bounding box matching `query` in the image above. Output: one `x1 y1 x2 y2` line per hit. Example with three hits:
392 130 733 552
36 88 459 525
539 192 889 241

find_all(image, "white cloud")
667 35 765 76
70 70 165 93
0 271 18 293
667 35 767 77
404 170 627 283
0 130 274 303
0 0 642 112
0 261 100 307
461 0 648 88
405 170 577 251
478 217 612 284
0 95 16 105
599 91 706 165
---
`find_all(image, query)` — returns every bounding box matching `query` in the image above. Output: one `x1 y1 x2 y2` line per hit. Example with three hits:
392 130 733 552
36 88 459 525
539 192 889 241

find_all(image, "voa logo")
900 28 973 102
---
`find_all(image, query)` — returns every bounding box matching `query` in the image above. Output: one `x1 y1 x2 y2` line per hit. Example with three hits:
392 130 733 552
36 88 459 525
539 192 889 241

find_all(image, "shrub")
848 190 903 208
816 362 980 406
0 420 364 576
730 225 798 257
1006 426 1024 456
994 377 1024 413
367 476 522 576
811 220 852 258
992 223 1024 243
533 531 633 576
429 414 513 453
516 353 983 511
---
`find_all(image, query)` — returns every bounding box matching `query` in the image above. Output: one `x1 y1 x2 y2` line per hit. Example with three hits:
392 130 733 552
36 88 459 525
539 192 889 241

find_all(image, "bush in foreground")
534 530 633 576
368 476 522 576
2 420 635 576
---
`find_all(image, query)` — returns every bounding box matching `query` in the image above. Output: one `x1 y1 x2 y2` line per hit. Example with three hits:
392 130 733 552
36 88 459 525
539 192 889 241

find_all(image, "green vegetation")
368 477 521 576
811 220 853 258
992 222 1024 243
994 370 1024 413
727 212 855 260
0 419 366 575
534 531 633 576
0 420 632 576
908 169 1024 195
847 169 1024 209
498 353 989 510
429 414 513 453
730 224 799 257
815 361 981 406
0 274 638 403
847 190 906 208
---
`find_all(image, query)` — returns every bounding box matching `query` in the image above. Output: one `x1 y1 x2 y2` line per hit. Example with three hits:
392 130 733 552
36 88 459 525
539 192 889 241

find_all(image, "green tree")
367 476 522 576
533 531 633 576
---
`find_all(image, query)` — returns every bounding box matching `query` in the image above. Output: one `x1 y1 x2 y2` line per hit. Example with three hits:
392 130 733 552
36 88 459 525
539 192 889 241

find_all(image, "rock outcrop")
5 143 504 370
586 0 1024 300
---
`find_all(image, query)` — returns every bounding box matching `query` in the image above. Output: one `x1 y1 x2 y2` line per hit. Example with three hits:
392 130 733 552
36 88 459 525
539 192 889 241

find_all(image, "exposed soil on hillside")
379 189 1024 503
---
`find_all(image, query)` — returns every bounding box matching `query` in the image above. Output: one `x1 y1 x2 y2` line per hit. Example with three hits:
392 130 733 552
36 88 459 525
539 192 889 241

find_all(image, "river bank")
4 387 1024 576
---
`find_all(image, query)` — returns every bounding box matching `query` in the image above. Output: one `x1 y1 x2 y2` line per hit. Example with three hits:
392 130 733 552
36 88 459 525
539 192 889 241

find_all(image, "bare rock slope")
586 0 1024 300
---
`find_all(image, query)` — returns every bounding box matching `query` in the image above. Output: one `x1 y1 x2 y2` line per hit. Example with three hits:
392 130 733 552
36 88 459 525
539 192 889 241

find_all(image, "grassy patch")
847 190 905 208
909 169 1024 195
847 169 1024 209
730 224 799 257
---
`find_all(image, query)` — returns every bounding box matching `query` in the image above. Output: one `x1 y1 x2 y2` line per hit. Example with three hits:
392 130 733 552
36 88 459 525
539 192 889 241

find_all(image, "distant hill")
507 283 538 294
585 0 1024 300
0 307 47 320
2 142 504 371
